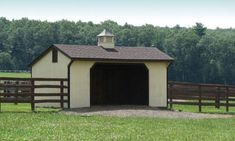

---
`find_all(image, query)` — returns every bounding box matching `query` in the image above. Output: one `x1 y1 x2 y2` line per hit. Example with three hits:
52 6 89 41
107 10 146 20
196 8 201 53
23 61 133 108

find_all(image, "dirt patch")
63 106 234 119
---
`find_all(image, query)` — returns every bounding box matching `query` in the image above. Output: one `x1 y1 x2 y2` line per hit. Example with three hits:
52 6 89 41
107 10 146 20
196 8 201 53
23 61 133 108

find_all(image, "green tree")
193 22 207 37
0 17 235 85
0 52 14 69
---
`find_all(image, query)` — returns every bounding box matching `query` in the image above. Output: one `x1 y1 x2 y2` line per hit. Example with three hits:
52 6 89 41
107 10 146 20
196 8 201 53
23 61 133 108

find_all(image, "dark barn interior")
90 63 149 105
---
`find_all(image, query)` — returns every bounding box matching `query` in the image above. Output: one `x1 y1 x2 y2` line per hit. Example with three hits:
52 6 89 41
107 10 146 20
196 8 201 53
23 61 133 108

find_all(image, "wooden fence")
168 81 235 112
1 77 235 112
0 77 68 111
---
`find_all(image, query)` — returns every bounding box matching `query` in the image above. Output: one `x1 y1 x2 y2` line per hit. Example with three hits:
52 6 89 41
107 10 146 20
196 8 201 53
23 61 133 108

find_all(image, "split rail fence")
168 81 235 112
0 77 68 111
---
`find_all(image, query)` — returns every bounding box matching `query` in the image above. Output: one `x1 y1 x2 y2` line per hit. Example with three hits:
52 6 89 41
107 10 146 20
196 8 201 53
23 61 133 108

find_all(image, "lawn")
0 104 235 141
0 72 31 78
1 73 235 140
173 104 235 114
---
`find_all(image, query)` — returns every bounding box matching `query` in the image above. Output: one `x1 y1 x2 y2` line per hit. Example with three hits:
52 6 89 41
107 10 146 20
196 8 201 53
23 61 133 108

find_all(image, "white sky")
0 0 235 29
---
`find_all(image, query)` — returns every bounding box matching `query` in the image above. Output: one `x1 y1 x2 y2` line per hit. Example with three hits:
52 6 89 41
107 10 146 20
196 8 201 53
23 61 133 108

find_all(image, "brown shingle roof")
54 44 173 61
29 44 173 67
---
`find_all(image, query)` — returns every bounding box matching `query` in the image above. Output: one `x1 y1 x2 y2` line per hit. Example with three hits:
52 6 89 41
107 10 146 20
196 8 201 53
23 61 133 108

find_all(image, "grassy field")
0 104 235 141
1 72 235 140
0 72 31 78
173 104 235 114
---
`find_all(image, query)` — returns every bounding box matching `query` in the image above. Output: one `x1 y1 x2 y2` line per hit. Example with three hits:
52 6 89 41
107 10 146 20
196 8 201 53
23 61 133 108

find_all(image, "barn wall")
32 50 70 78
32 50 71 107
70 61 95 108
145 62 169 107
70 60 170 108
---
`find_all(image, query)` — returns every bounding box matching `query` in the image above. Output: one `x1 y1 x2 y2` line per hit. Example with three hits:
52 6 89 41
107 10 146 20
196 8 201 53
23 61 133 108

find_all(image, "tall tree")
193 22 207 37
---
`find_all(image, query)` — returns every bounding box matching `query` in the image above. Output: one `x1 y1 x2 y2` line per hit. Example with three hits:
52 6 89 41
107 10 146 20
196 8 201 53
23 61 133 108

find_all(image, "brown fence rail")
168 81 235 112
0 77 68 111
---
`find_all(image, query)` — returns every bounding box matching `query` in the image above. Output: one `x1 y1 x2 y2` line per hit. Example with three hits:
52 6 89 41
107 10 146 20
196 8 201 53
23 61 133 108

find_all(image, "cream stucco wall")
32 50 71 107
69 61 170 108
32 50 70 78
70 61 95 108
145 62 169 107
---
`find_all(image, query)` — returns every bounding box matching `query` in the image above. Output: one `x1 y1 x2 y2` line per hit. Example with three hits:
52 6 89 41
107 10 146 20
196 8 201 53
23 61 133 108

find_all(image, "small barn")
30 29 173 108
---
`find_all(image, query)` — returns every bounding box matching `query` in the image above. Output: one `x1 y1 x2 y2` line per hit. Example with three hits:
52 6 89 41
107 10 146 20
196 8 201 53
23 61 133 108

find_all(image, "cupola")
97 29 115 48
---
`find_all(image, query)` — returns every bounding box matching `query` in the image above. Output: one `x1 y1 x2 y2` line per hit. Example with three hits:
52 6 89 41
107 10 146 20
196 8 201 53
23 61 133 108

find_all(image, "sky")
0 0 234 29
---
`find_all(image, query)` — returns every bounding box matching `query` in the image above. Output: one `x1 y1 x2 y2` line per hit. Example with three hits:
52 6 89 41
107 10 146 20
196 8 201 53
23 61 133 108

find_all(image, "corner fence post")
31 79 35 111
199 85 202 112
60 80 64 109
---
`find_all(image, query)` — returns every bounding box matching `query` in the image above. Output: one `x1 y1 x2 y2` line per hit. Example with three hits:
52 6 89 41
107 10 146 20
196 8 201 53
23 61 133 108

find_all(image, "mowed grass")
0 72 31 78
0 104 235 141
173 104 235 114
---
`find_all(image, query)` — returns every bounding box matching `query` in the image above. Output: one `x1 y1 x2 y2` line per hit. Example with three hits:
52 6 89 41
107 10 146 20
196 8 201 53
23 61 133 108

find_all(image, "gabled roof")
29 44 173 67
54 44 173 61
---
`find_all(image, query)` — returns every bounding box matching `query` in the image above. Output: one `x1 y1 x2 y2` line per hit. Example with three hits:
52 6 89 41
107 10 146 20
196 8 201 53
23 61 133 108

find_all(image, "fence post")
31 79 35 111
216 87 220 109
169 84 173 109
0 79 2 112
15 80 19 105
0 93 1 113
199 85 202 112
226 86 229 112
68 79 70 109
60 80 64 109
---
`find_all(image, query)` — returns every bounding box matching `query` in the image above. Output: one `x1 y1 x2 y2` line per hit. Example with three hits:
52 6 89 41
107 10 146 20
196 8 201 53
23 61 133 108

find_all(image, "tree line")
0 17 235 84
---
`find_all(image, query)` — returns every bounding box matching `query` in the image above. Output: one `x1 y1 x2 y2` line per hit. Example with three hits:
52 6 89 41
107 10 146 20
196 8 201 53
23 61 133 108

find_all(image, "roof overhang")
70 57 173 62
28 45 72 67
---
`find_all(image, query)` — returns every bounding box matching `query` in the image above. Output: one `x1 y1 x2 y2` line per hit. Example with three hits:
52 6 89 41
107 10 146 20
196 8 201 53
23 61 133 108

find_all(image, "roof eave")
28 44 72 68
28 45 54 67
70 57 174 62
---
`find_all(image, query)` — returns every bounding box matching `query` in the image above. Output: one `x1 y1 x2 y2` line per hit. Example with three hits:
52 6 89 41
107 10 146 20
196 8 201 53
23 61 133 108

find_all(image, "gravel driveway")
63 106 234 119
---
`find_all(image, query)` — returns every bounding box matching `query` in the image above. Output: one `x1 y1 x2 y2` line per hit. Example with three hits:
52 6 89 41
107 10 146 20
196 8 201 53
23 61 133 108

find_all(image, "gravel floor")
63 106 234 119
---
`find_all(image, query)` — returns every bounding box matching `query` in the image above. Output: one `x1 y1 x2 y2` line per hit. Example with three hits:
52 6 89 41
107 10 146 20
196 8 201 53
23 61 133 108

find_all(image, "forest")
0 17 235 84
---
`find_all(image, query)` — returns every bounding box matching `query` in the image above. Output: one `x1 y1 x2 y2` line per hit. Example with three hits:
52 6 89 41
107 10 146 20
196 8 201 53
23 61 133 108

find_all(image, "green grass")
0 72 31 78
172 104 235 114
0 103 59 113
1 104 235 141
